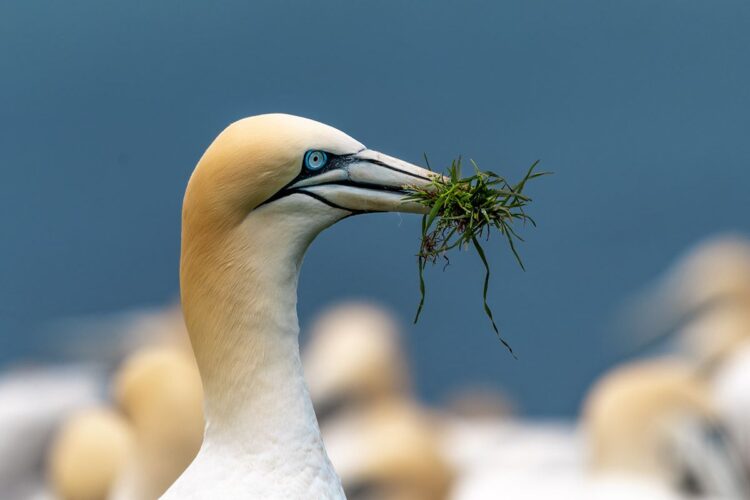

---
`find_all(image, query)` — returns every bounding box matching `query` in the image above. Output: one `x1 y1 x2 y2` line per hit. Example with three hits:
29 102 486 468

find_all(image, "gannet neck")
168 198 346 499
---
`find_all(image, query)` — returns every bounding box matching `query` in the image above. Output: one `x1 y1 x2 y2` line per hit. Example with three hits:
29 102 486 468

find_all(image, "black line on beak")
363 158 432 182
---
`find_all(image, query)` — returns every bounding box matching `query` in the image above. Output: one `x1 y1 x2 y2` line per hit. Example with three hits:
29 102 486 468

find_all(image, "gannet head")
180 114 436 404
183 113 432 234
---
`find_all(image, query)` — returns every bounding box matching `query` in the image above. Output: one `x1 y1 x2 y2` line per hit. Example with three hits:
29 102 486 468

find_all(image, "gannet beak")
279 149 438 214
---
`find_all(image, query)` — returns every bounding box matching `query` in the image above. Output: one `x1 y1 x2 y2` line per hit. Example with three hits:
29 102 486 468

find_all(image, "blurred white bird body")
713 343 750 475
441 417 581 475
447 461 685 500
678 306 750 476
444 418 585 500
581 474 686 500
163 114 435 498
451 466 680 500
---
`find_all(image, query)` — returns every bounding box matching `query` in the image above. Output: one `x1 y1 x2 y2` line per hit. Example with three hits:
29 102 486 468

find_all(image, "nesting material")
404 158 548 354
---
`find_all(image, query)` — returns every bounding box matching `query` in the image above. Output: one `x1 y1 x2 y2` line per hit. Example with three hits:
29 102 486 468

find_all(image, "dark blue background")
1 1 748 415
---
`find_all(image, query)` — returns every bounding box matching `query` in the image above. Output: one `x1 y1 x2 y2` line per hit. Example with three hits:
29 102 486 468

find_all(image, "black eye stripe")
258 152 355 208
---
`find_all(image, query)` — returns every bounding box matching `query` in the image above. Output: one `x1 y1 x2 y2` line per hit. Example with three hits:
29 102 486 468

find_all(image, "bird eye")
304 150 328 171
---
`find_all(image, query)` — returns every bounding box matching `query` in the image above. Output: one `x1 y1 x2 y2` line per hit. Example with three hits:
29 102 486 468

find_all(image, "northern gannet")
47 406 134 500
583 358 748 498
110 346 204 500
303 302 410 423
628 234 750 355
302 304 453 499
0 366 101 499
678 303 750 373
322 400 453 500
625 235 750 483
163 114 435 499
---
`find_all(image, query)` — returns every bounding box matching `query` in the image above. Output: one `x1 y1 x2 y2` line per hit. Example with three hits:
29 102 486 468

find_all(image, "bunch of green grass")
404 157 548 355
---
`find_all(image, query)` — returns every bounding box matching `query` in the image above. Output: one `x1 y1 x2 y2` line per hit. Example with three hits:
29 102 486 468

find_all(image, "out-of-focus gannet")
303 302 410 423
628 234 750 355
323 400 453 500
0 366 101 499
678 303 750 373
163 114 435 499
47 406 134 500
583 358 748 499
303 303 454 499
110 346 204 500
453 358 747 500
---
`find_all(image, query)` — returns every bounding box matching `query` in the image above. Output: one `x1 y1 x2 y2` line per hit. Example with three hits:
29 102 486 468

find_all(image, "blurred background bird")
303 303 412 425
582 357 747 499
109 345 203 500
48 407 134 500
303 303 453 500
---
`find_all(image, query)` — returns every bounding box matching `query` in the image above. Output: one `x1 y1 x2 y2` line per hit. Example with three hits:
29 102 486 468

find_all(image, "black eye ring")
304 150 328 171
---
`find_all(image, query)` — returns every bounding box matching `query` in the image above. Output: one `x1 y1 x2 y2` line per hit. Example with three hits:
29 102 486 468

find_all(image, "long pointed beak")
286 149 437 214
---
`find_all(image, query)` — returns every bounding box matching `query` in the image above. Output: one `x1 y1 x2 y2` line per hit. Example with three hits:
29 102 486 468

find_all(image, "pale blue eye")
304 150 328 170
